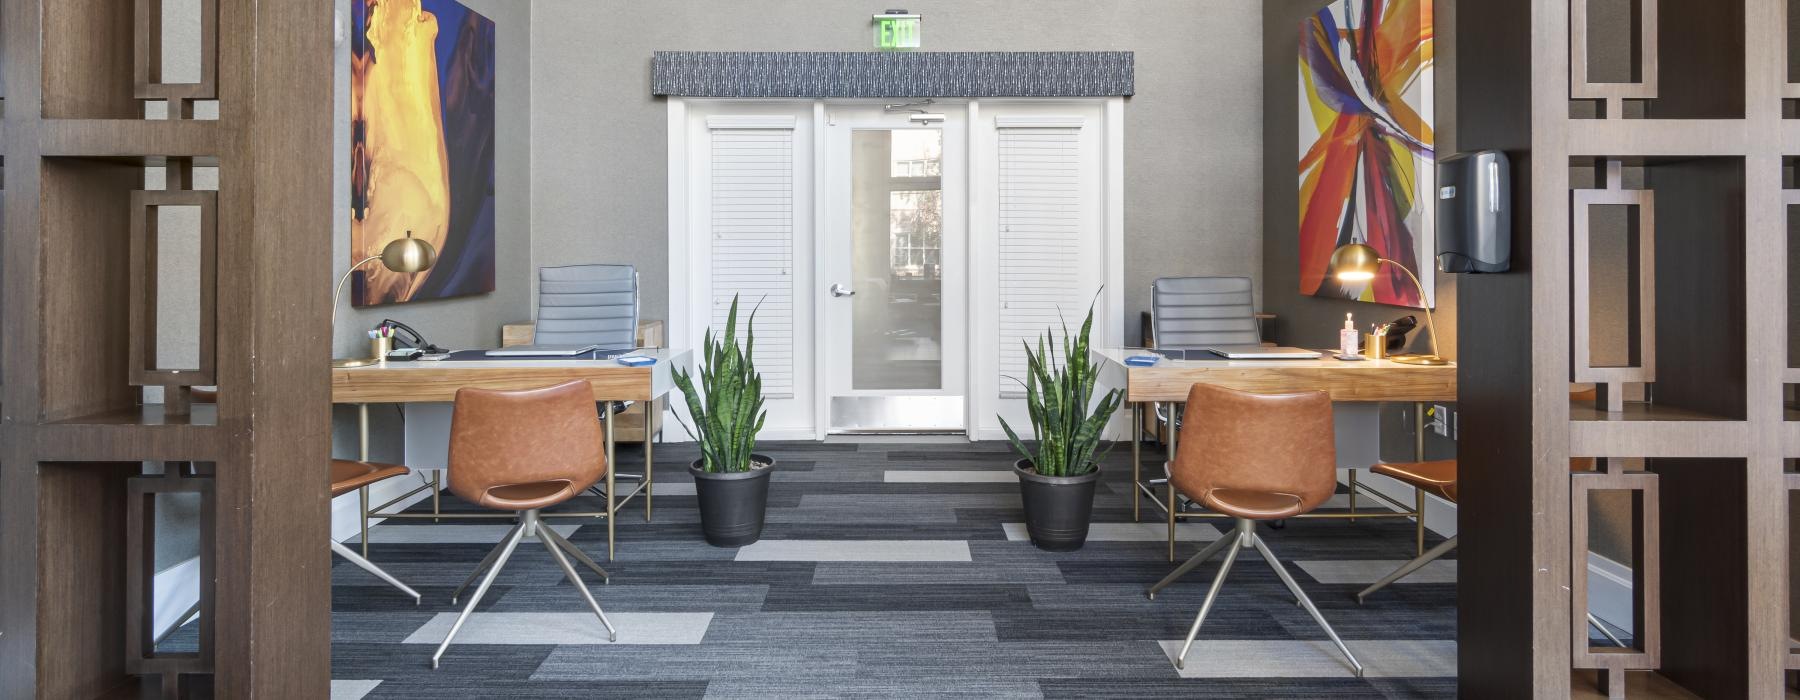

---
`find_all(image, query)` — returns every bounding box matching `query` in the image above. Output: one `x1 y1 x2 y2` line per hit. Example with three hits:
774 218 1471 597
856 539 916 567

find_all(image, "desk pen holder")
370 335 393 364
1363 333 1388 360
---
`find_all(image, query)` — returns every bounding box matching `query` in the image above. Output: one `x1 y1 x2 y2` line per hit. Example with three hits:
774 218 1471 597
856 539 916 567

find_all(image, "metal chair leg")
540 523 610 583
451 521 526 605
433 520 528 669
540 529 618 643
330 539 422 604
1172 527 1245 670
1357 535 1458 603
1251 531 1364 677
1148 530 1237 600
1586 613 1627 648
1131 402 1142 523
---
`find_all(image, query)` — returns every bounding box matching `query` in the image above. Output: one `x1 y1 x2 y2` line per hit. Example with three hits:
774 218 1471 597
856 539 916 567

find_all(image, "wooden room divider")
0 0 336 697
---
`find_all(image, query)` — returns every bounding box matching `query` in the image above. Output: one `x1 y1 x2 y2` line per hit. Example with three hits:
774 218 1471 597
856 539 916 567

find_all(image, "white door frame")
817 101 970 435
667 96 1125 442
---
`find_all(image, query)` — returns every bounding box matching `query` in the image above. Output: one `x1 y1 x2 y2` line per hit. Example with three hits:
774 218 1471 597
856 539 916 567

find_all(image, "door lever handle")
830 283 856 297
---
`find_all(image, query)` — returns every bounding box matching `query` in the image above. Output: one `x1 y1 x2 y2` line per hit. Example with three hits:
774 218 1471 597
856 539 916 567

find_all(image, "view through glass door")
823 104 967 432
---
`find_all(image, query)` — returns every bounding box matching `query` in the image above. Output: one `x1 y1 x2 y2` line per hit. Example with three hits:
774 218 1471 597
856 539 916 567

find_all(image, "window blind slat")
711 127 796 398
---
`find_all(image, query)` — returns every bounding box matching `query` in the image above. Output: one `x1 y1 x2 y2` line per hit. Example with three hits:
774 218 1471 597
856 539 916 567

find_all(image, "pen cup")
371 336 393 364
1364 334 1388 360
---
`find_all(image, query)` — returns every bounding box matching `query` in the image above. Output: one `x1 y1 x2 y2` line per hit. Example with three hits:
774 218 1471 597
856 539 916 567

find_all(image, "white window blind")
709 117 795 398
996 120 1086 399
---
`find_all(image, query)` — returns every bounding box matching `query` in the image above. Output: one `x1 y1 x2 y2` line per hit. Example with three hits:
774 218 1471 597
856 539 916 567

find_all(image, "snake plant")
999 300 1123 477
672 295 768 473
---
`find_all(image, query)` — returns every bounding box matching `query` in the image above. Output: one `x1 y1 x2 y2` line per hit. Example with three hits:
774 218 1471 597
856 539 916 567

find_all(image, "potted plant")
672 295 775 547
999 301 1123 552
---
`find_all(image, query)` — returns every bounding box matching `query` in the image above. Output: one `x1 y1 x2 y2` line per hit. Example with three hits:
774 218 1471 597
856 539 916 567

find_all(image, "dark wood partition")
0 0 335 697
1461 0 1790 697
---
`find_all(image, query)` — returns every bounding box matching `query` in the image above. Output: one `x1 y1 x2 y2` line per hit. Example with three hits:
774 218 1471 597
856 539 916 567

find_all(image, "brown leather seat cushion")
480 480 581 511
331 460 411 498
1371 460 1458 502
1200 488 1306 520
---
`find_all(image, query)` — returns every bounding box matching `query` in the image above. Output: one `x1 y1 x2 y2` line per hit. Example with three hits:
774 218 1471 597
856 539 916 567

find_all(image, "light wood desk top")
330 348 691 404
1092 348 1456 403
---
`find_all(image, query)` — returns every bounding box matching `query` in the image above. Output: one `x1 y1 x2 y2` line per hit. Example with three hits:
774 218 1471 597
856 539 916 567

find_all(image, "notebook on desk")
1203 345 1324 360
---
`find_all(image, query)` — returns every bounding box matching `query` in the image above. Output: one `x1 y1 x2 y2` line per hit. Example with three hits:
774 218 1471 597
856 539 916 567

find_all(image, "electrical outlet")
1430 404 1452 438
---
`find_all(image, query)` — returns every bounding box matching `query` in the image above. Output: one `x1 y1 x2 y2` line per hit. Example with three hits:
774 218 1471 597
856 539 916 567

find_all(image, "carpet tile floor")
195 439 1462 698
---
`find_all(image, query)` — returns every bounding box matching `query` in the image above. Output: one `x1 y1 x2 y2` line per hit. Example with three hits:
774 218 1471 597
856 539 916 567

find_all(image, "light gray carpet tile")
489 584 770 613
530 643 857 682
1295 559 1457 585
884 469 1019 483
851 641 1178 680
1001 522 1222 543
703 680 1044 700
401 612 714 645
735 539 972 562
545 536 740 561
345 523 582 545
645 482 696 496
811 559 1066 585
699 611 998 645
330 680 382 700
1159 639 1457 678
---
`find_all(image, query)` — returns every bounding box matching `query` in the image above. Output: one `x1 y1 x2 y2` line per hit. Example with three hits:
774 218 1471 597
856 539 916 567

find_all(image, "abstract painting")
351 0 497 306
1298 0 1435 308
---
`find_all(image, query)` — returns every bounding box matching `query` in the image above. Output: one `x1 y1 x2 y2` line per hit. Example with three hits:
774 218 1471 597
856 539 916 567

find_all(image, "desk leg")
605 409 616 561
359 403 370 559
432 471 441 522
1414 401 1426 556
645 401 655 523
1131 402 1141 523
1167 402 1179 563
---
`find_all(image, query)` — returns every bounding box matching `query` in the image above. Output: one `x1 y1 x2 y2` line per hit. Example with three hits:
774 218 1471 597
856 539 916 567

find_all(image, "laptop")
484 344 602 358
1204 345 1324 360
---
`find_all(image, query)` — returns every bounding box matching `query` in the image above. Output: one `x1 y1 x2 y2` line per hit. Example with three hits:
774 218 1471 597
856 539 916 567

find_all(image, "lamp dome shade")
1329 243 1381 282
379 231 437 273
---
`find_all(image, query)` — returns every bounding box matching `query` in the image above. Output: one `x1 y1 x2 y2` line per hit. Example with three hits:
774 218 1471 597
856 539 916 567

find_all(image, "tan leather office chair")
432 381 617 669
1147 383 1362 676
191 388 421 603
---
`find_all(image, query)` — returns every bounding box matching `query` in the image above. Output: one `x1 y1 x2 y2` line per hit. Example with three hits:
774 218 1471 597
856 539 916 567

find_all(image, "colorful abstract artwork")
351 0 497 306
1298 0 1435 308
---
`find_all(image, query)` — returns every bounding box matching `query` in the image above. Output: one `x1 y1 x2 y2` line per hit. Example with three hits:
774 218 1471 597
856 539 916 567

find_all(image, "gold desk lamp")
332 231 436 368
1329 242 1448 366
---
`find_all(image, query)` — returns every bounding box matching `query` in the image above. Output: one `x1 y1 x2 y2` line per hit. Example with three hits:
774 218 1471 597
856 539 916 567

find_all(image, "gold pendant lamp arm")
1379 258 1440 360
332 255 383 329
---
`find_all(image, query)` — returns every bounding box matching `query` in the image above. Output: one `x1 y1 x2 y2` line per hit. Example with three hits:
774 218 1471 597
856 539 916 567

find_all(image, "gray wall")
530 0 1266 343
1260 0 1458 359
329 0 535 465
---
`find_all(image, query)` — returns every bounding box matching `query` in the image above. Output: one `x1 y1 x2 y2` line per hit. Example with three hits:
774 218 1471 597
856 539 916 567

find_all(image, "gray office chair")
1145 277 1263 510
535 264 646 500
536 264 639 348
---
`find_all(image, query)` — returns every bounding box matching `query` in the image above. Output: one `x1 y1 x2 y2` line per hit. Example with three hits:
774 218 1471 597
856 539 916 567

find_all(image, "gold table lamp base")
332 357 380 369
1390 354 1450 366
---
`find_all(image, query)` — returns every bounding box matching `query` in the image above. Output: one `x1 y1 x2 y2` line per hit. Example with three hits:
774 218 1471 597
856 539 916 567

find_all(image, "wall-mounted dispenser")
1435 150 1511 273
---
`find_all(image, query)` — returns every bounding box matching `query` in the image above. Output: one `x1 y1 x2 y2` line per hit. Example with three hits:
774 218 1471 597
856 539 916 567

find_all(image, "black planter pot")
1013 459 1100 552
690 454 775 547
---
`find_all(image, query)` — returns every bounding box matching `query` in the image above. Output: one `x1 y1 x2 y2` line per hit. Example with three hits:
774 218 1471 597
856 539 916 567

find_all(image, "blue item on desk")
615 355 656 367
1124 354 1161 367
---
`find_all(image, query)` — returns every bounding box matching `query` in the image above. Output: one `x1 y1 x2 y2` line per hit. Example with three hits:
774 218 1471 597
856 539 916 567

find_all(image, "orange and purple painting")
1298 0 1435 308
351 0 496 306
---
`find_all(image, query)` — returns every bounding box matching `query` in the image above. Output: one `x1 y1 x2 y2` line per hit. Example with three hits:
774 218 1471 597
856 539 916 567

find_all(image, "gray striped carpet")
194 439 1459 698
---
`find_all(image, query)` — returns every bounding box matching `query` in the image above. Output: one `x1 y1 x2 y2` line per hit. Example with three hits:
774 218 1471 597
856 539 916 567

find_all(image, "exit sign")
873 12 920 51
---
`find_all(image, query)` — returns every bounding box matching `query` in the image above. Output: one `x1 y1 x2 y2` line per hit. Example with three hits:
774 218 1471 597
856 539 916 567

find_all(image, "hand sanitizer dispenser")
1436 150 1512 273
1340 313 1359 357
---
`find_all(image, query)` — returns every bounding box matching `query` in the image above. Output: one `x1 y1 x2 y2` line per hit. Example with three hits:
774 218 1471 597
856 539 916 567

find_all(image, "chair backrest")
447 381 605 503
1150 276 1260 350
1172 383 1337 513
535 264 638 348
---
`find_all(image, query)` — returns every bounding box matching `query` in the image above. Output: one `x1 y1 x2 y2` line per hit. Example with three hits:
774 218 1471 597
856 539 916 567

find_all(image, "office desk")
1092 349 1457 560
331 348 690 560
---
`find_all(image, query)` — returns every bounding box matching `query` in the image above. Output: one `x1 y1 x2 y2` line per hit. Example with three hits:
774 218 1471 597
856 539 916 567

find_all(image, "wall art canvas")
351 0 497 306
1298 0 1435 308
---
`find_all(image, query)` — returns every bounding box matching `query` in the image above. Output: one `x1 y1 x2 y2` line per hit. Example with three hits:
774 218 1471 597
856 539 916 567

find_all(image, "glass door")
822 105 966 432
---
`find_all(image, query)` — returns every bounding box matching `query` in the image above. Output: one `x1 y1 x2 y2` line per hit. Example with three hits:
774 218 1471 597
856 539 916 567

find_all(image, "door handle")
830 283 856 297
